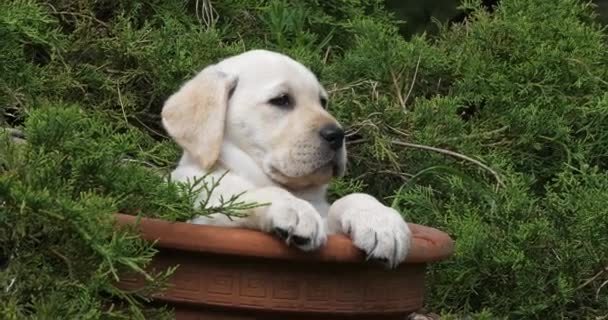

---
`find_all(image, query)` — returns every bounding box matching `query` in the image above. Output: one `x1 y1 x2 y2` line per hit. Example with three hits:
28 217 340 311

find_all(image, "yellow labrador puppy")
162 50 411 268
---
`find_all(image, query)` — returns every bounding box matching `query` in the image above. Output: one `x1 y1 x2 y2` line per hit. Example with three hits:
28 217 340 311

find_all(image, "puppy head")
162 50 346 190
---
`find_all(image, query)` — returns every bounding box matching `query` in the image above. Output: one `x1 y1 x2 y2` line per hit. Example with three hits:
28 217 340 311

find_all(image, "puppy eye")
268 94 292 108
320 97 328 109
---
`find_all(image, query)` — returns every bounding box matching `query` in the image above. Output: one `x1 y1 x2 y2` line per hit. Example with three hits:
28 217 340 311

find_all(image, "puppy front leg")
194 186 327 251
327 193 411 268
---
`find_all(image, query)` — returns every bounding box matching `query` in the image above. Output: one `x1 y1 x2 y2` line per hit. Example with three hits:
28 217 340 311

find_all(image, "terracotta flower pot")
115 214 454 319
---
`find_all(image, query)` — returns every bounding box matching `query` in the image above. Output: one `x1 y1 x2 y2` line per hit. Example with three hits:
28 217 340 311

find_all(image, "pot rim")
114 214 454 264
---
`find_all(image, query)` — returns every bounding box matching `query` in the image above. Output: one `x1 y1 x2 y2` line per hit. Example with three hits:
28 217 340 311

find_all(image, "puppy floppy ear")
162 65 237 169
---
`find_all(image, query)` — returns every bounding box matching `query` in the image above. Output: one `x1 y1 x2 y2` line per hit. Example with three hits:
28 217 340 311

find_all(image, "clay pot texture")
115 214 454 319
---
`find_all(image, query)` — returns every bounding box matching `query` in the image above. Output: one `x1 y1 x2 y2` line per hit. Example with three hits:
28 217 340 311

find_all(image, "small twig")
402 55 422 110
448 126 510 141
344 112 382 138
370 81 379 102
346 138 367 146
391 140 505 188
597 279 608 300
49 10 109 28
576 266 607 291
50 247 74 279
354 169 413 182
116 84 129 125
116 85 168 141
131 115 169 139
121 157 161 169
323 46 332 64
120 157 168 178
327 80 378 94
387 125 411 138
390 56 421 113
390 69 405 110
378 169 413 182
567 58 608 87
196 0 218 30
5 277 16 293
481 140 511 148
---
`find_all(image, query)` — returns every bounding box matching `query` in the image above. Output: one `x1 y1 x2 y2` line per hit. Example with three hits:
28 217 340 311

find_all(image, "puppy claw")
273 227 312 247
268 198 326 251
368 257 392 269
330 196 412 268
291 235 311 246
274 227 289 240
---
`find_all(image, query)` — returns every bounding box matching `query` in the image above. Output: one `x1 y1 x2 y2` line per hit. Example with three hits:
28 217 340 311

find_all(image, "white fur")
163 50 411 267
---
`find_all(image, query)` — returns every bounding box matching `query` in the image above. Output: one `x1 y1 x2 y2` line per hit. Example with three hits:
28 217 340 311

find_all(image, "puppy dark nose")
319 125 345 150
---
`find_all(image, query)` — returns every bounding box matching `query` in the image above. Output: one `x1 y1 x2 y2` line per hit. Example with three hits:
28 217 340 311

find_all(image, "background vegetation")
1 0 607 318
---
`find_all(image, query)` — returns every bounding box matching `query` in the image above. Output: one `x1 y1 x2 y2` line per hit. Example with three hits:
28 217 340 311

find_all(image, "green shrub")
1 0 607 318
0 105 235 318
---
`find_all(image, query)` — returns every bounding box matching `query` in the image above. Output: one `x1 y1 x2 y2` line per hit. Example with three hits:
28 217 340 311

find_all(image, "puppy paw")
267 197 326 251
329 194 411 268
346 206 411 268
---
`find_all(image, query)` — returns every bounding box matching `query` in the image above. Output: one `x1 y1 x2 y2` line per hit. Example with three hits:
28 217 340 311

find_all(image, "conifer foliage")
1 0 607 318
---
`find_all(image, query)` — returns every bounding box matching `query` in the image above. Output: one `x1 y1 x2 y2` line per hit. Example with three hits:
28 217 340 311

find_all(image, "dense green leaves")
1 0 608 318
